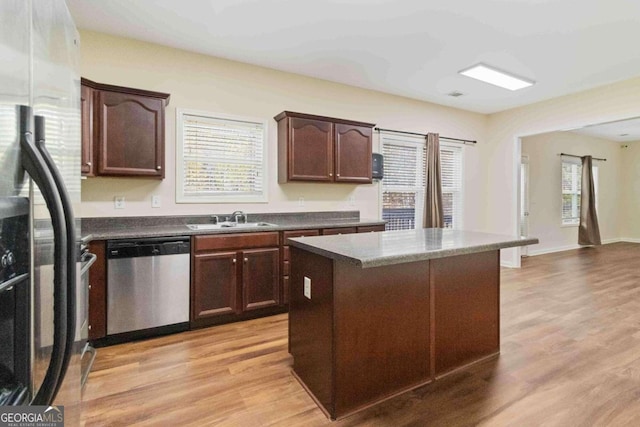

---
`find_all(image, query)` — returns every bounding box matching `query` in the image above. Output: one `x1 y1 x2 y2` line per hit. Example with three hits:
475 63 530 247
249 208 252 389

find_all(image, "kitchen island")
288 228 537 420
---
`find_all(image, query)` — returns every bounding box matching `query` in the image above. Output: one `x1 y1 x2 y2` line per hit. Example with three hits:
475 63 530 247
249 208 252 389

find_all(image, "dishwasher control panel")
107 237 190 259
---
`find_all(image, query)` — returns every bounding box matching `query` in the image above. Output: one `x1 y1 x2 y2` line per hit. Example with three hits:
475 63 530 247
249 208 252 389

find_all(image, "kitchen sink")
186 222 276 230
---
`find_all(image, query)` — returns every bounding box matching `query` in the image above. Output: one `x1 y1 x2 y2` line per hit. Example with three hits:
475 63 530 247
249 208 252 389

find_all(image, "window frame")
380 133 464 230
175 108 269 204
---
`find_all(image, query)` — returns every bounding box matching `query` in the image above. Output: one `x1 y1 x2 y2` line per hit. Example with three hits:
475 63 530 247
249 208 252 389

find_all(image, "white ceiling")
569 117 640 142
66 0 640 114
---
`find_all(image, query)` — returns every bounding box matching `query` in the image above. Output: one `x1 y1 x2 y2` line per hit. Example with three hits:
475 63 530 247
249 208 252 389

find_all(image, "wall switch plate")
298 197 305 207
151 195 161 208
114 196 125 209
304 276 311 299
349 195 356 206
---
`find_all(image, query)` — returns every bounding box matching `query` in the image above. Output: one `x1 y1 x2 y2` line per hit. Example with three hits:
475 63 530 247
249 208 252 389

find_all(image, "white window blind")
561 158 598 226
440 144 463 229
382 134 464 230
177 110 267 203
382 136 423 230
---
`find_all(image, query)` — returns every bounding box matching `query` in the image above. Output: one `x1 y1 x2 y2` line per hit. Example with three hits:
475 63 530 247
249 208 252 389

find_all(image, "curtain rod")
374 127 477 145
560 153 607 161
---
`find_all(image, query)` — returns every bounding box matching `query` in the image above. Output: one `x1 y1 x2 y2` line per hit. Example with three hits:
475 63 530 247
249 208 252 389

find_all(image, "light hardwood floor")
81 243 640 426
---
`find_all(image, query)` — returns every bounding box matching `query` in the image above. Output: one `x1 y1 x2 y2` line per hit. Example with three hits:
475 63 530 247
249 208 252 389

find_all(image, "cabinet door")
289 118 333 181
81 84 94 176
242 248 280 311
192 251 238 321
96 90 165 178
334 124 372 183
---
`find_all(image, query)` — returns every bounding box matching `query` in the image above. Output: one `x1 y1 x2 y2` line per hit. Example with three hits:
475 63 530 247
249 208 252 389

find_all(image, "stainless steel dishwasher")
107 237 190 336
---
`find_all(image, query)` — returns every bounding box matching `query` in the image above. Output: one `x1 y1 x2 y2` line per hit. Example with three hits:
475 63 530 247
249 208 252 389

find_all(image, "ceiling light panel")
459 63 534 91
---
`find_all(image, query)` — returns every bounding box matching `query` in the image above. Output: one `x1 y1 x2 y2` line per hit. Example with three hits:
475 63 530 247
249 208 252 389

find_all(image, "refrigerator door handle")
18 105 68 406
34 114 78 400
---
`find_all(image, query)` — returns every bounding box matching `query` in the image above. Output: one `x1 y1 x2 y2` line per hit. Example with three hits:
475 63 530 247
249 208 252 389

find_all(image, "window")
176 110 267 203
561 158 598 226
382 134 463 230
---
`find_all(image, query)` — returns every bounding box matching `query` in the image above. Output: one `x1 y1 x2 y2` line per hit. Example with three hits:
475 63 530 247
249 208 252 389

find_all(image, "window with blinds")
561 158 598 226
176 110 267 203
381 134 463 230
440 144 463 229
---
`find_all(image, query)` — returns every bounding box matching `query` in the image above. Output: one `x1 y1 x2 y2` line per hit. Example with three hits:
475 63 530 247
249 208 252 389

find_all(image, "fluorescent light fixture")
459 63 534 91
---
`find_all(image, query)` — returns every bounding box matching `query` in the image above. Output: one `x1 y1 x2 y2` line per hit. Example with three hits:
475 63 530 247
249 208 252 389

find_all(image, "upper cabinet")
275 111 374 184
81 78 170 179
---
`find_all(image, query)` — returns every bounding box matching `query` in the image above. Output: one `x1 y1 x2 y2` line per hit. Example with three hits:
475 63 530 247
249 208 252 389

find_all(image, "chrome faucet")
210 215 219 224
230 211 247 223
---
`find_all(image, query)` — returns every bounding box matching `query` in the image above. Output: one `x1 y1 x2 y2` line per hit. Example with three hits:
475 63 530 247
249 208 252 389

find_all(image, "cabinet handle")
232 258 236 264
88 325 92 330
337 174 340 177
156 166 162 170
86 162 92 166
329 173 333 177
244 257 248 263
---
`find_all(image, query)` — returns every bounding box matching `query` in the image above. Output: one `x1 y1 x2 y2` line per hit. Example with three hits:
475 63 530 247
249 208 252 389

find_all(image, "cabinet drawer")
281 229 320 244
194 232 279 252
357 225 386 233
322 227 357 235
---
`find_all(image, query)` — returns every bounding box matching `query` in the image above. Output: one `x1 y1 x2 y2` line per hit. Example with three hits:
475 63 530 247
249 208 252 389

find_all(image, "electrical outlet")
114 196 125 209
151 195 161 208
349 195 356 206
298 197 305 207
304 276 311 299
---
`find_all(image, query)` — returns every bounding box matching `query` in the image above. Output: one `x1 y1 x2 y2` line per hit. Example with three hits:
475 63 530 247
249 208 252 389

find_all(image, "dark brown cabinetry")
191 232 282 328
81 78 170 178
192 251 237 319
87 240 106 341
322 227 357 235
275 111 374 184
357 224 386 233
280 229 321 305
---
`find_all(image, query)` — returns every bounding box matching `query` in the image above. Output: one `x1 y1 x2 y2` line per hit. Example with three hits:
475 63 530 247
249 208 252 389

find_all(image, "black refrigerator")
0 0 84 423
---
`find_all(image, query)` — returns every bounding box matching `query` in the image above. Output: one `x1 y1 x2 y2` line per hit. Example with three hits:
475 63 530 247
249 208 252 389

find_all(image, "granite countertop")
288 228 539 268
81 211 385 241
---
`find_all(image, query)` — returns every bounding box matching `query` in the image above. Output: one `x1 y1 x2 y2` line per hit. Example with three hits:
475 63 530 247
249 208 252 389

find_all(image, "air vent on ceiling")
447 91 464 97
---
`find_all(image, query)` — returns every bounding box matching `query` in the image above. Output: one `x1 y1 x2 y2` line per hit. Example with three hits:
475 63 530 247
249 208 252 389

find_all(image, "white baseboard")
500 260 518 268
527 238 631 256
620 237 640 243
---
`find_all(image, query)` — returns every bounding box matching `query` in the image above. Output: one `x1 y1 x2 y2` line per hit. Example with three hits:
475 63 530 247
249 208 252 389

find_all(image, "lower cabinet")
242 248 280 311
192 251 237 318
191 232 282 328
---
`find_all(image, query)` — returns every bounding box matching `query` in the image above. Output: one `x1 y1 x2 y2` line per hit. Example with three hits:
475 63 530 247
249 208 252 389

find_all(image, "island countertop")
288 228 538 268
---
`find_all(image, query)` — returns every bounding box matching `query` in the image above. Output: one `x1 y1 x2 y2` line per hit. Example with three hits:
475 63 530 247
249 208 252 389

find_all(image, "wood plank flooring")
81 243 640 426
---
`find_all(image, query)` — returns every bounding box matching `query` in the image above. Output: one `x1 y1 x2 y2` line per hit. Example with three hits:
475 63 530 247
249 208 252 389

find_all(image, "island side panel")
431 250 500 376
333 260 431 418
289 246 335 416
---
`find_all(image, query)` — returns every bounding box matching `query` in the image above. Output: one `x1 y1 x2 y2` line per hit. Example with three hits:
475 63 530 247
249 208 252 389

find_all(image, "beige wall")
620 141 640 239
521 132 623 255
80 30 640 266
487 77 640 266
79 30 487 228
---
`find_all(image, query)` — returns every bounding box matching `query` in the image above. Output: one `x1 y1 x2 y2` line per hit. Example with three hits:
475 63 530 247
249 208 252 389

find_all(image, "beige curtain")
423 133 444 228
578 156 601 245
